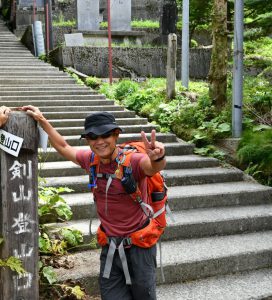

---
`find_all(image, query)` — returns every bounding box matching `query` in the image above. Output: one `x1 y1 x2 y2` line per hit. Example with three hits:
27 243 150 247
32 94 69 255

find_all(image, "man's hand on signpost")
0 106 11 128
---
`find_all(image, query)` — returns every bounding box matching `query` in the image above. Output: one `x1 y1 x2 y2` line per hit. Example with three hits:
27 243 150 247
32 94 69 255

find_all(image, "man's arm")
139 130 166 176
0 106 11 128
21 105 79 165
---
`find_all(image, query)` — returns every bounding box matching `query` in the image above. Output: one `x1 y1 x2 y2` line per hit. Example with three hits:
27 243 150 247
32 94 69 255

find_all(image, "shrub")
85 76 102 89
115 80 139 100
237 129 272 186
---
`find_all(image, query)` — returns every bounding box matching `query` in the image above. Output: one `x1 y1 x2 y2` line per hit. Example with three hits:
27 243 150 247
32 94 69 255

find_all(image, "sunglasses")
85 131 113 141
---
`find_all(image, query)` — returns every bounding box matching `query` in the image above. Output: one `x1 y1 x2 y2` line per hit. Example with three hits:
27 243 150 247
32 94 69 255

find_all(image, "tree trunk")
208 0 228 109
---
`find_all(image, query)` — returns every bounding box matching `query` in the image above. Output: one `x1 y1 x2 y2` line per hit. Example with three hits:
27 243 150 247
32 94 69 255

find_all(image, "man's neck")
100 147 118 164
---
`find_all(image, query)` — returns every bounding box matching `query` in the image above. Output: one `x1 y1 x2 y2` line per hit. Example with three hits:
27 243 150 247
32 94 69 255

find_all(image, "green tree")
208 0 228 109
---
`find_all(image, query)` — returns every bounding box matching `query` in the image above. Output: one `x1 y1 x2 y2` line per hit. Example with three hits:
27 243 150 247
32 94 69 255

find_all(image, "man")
21 105 166 300
0 106 11 128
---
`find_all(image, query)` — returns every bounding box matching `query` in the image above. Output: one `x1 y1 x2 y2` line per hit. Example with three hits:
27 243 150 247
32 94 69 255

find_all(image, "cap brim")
81 124 122 138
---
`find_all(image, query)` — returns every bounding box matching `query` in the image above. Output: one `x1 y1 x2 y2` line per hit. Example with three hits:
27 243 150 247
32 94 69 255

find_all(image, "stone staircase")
1 19 272 299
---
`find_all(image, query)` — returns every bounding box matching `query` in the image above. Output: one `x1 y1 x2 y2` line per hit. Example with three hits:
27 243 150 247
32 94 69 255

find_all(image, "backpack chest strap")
97 173 117 179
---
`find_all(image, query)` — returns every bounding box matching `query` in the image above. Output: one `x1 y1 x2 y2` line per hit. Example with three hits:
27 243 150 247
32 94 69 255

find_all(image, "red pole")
107 0 113 85
33 0 36 22
45 3 49 54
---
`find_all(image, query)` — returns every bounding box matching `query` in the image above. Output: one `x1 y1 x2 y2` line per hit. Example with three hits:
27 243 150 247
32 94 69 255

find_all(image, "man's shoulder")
76 148 92 169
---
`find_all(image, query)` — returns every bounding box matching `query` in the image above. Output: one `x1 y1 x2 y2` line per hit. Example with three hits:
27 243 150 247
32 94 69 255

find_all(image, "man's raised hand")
141 129 165 162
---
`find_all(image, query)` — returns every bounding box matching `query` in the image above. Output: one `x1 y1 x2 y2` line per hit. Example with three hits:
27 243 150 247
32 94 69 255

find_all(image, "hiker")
21 105 166 300
0 106 11 127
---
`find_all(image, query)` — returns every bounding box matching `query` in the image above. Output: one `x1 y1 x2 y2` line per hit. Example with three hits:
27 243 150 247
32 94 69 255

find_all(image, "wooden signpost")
0 112 39 300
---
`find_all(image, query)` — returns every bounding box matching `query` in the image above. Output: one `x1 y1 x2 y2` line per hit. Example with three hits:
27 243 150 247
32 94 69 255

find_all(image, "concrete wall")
50 46 212 79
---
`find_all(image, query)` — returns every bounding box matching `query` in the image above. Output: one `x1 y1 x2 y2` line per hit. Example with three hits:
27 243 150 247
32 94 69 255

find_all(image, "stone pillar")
0 112 39 300
160 0 177 43
77 0 100 31
111 0 131 31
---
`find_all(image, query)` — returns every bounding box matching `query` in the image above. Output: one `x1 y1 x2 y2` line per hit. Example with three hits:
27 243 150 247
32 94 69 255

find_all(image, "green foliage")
100 20 159 29
177 0 212 33
244 37 272 69
39 227 83 255
41 265 58 284
243 76 272 122
39 262 87 299
0 256 26 275
1 8 9 18
65 68 85 85
237 129 272 186
99 82 116 99
115 80 139 100
0 239 26 275
38 186 74 223
85 76 102 89
53 11 76 27
131 19 159 29
194 146 226 160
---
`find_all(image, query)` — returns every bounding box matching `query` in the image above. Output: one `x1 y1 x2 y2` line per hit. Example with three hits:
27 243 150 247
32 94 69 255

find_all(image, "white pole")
181 0 189 89
232 0 244 137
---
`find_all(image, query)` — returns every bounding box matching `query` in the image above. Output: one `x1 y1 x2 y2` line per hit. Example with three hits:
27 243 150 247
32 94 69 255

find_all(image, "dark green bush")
237 129 272 185
115 80 139 100
85 77 102 89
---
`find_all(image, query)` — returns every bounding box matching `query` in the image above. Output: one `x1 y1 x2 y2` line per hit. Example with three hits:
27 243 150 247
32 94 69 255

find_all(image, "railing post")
0 112 39 300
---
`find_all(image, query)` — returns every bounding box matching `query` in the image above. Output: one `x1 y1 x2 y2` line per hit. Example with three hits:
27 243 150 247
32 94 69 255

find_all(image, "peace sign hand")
141 129 165 162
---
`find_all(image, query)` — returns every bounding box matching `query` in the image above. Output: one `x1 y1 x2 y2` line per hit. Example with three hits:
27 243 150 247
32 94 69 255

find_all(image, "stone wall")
50 46 212 79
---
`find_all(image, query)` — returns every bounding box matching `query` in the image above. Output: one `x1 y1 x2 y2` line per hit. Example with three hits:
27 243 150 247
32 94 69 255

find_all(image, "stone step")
0 45 26 49
53 124 158 135
0 52 33 57
60 182 272 220
44 167 243 192
0 61 51 65
0 73 70 78
40 143 195 162
0 97 108 106
162 166 243 186
156 269 272 300
50 117 149 127
166 181 272 211
0 65 57 70
0 90 95 96
46 204 272 242
0 71 69 77
0 78 76 85
42 110 136 119
53 231 272 294
0 85 91 91
63 132 178 146
39 105 124 112
40 155 219 178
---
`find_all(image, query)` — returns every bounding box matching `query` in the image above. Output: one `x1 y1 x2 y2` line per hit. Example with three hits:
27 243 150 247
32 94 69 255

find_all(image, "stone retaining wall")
50 46 212 79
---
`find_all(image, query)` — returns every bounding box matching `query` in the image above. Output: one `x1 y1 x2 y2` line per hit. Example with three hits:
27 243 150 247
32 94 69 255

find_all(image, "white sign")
0 129 23 157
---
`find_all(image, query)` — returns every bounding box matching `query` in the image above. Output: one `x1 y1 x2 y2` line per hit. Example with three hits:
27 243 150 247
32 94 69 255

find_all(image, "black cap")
80 112 122 138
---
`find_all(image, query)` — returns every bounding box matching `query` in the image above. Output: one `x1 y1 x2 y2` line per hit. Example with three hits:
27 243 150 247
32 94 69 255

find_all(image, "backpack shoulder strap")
88 152 100 189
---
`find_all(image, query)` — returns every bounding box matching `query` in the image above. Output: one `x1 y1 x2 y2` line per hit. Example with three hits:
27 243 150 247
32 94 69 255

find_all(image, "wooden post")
0 112 39 300
166 33 177 99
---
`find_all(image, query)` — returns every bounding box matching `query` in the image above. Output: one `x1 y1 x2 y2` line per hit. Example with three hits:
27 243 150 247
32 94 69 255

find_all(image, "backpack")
88 141 169 249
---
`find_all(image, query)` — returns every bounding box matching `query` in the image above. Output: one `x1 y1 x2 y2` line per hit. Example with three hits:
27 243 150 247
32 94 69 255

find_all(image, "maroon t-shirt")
76 148 149 237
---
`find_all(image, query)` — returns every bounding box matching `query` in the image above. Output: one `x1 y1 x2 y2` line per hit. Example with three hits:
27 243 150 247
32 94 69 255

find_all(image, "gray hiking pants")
99 244 157 300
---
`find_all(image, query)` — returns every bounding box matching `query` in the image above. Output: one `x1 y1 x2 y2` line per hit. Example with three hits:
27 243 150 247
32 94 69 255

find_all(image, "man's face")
86 131 119 160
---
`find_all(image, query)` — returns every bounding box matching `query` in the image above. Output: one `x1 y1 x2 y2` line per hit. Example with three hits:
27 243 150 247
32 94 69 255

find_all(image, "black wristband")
153 154 166 162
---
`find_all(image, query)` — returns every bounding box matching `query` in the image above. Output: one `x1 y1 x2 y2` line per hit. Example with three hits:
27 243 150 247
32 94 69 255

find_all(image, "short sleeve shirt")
76 148 149 237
